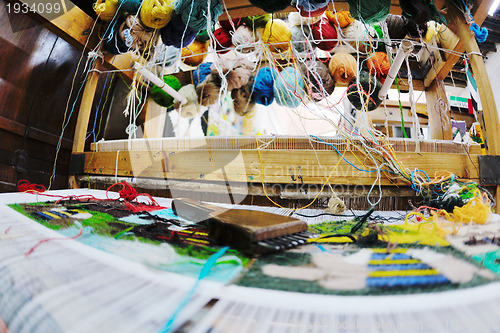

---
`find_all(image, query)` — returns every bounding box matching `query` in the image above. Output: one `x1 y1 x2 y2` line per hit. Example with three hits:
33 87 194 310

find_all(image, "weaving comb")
171 198 309 254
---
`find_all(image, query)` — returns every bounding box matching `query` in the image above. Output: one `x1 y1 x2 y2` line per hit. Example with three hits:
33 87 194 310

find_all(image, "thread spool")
347 71 382 111
274 66 305 108
196 75 221 106
325 10 354 28
366 52 390 82
104 19 129 54
328 52 357 85
118 0 142 13
262 19 292 53
176 0 223 31
174 84 199 119
346 0 391 24
151 75 182 108
242 14 272 31
249 0 291 13
232 25 256 53
212 27 233 53
232 78 256 116
160 12 198 48
193 62 213 87
311 17 338 51
290 25 311 53
140 0 175 29
181 40 209 67
300 61 335 101
94 0 120 21
342 20 371 53
385 14 408 40
252 67 276 106
288 12 321 26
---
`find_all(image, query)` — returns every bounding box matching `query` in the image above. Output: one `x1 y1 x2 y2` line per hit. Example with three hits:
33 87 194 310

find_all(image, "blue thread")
470 23 488 43
123 28 134 47
161 246 230 332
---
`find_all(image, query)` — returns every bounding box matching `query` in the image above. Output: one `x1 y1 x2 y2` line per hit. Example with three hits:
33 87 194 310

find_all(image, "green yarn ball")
151 75 182 108
242 14 272 31
347 71 382 111
346 0 391 24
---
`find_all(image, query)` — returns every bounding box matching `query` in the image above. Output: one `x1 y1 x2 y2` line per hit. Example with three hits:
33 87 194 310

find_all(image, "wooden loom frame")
14 0 500 211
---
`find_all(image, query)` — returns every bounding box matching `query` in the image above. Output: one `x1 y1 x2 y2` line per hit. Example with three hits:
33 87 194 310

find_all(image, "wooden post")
425 80 453 140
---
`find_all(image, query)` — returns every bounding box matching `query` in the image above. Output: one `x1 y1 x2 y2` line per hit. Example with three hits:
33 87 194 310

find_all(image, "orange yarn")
181 40 208 67
325 10 354 28
366 52 390 82
328 52 357 85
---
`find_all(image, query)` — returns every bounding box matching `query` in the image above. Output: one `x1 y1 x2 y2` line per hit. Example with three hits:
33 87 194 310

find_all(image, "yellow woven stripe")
43 212 62 219
185 238 210 244
52 210 72 217
368 269 439 277
369 259 421 265
308 236 354 243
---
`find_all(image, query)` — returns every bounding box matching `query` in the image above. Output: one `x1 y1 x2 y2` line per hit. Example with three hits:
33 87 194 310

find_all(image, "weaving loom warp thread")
151 75 182 108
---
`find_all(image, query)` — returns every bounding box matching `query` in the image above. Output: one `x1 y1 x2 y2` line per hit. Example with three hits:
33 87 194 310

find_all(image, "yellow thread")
368 269 439 277
140 0 175 29
94 0 119 21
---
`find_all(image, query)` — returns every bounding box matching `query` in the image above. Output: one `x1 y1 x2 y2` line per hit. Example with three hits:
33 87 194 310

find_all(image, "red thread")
106 181 163 212
4 226 12 235
17 180 47 193
25 228 84 256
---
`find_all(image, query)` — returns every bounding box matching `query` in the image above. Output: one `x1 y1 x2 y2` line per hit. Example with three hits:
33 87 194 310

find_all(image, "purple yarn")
160 12 198 48
193 62 212 87
252 67 276 106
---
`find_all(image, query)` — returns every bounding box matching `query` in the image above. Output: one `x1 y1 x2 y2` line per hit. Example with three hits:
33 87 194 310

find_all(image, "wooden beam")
425 80 453 140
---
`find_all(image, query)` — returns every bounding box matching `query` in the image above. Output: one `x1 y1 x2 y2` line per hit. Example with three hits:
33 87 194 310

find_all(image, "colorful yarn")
232 78 255 116
215 51 255 90
328 52 357 85
120 15 157 52
104 19 129 54
325 10 354 28
295 0 329 12
160 12 198 48
232 25 256 53
157 45 180 67
366 52 390 82
300 61 335 101
118 0 142 13
452 189 491 224
196 75 221 106
181 39 208 67
196 29 211 43
290 25 311 53
249 0 291 13
470 23 488 43
193 62 212 87
176 0 223 31
218 18 243 31
311 17 338 51
253 67 276 106
342 20 370 52
297 4 328 17
274 66 305 108
288 12 321 26
151 75 182 108
94 0 119 21
242 14 272 31
385 14 408 39
262 19 292 53
174 84 199 118
213 27 233 52
346 0 391 24
347 71 382 111
140 0 175 29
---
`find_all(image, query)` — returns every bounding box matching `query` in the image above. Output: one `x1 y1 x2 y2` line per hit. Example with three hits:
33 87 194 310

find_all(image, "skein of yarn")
274 66 305 108
196 74 222 106
385 14 408 40
94 0 120 21
346 0 391 24
300 61 335 101
366 52 390 82
294 0 329 14
120 15 157 52
181 40 209 67
232 78 256 116
242 14 272 31
219 18 243 31
262 19 292 53
176 0 223 31
160 12 198 48
213 27 233 53
325 10 354 28
399 0 443 25
249 0 291 13
232 25 256 53
151 75 182 108
328 52 357 85
342 20 371 53
193 62 213 87
347 71 382 111
104 19 129 54
140 0 175 29
252 67 276 106
311 17 338 51
155 45 180 67
118 0 142 13
288 12 321 26
290 25 311 53
174 84 200 119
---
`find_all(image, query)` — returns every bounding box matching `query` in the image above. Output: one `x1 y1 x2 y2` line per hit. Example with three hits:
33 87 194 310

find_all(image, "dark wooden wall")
0 0 85 192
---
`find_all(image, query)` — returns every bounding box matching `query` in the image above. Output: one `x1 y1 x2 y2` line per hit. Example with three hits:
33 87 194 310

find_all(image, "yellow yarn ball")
140 0 175 29
94 0 119 21
328 52 357 85
262 19 291 53
181 40 209 67
325 10 354 28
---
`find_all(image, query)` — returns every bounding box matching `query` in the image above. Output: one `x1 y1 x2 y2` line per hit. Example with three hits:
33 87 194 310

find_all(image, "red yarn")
311 17 338 51
366 52 391 82
218 18 243 31
213 27 232 53
18 180 46 193
106 181 163 212
298 5 328 17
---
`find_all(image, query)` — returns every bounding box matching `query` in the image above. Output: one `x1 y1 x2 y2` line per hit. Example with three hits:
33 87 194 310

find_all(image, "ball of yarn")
242 14 272 31
311 17 338 51
347 71 382 111
262 19 292 53
405 21 428 38
118 0 142 13
249 0 291 13
193 62 213 87
232 78 255 116
94 0 119 21
366 52 390 82
160 12 198 48
399 0 434 25
196 75 221 106
300 61 335 101
290 25 311 53
176 0 223 31
120 15 157 52
297 4 328 17
104 19 129 54
252 67 276 106
226 67 253 91
288 12 321 26
219 18 243 31
140 0 175 29
342 20 371 52
325 10 354 28
151 75 182 108
385 14 408 40
212 27 233 52
232 25 256 53
196 29 211 43
274 66 305 108
174 84 200 119
328 52 357 85
295 0 329 14
181 40 209 67
346 0 391 24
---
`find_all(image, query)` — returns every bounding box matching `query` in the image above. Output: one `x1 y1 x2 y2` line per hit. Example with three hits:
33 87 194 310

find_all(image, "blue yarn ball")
193 62 212 87
118 0 142 13
160 12 198 48
175 0 223 32
274 67 305 108
253 67 276 106
104 20 129 55
294 0 329 12
470 23 488 43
